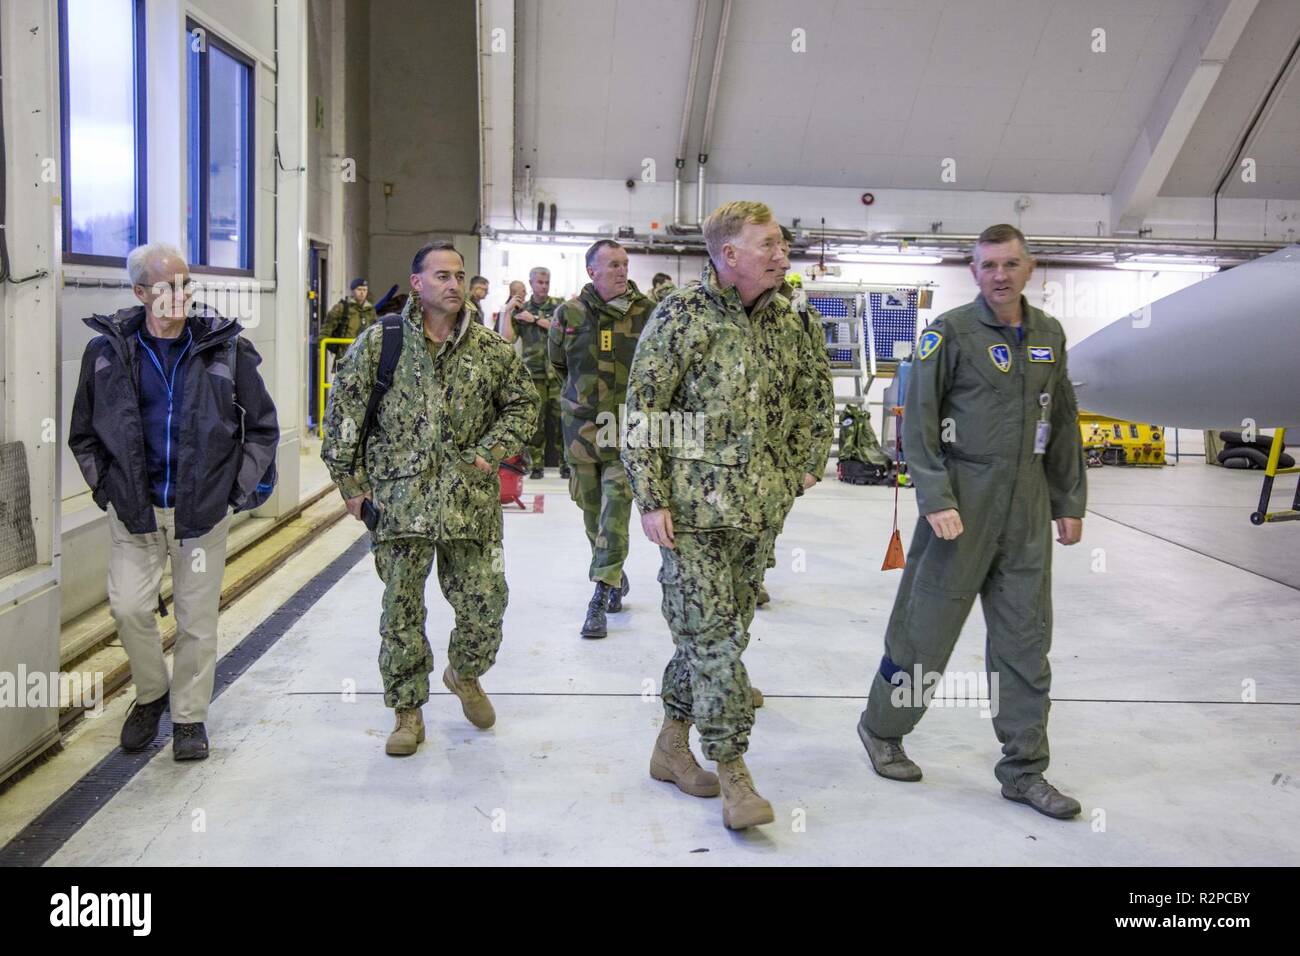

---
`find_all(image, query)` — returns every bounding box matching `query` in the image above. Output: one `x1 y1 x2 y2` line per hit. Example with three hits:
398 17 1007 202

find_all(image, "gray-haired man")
69 243 279 761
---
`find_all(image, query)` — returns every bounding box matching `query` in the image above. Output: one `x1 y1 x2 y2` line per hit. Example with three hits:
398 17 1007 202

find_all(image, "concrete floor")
7 461 1299 865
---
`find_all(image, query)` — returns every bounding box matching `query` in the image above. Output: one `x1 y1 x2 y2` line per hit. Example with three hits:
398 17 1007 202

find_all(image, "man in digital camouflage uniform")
548 240 653 639
625 200 818 831
321 242 537 756
856 223 1087 819
502 266 565 478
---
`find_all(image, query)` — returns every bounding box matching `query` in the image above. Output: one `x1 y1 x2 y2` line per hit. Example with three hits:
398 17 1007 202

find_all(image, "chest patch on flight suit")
988 343 1012 373
1028 346 1055 363
600 329 612 351
917 330 942 360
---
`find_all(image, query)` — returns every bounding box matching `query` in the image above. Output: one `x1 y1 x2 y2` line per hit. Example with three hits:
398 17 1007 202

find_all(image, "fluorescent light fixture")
1113 259 1219 274
835 252 943 265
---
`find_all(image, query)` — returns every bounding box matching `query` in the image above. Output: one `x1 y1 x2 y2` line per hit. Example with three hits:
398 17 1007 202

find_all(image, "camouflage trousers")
658 529 765 762
372 536 506 710
757 489 798 583
527 372 561 468
567 459 632 586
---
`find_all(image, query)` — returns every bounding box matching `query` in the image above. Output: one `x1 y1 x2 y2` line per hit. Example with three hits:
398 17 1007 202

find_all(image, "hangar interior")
0 0 1296 865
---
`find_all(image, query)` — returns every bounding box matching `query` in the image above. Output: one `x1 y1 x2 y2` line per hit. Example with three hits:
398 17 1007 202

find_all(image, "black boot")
559 464 572 479
173 722 209 761
120 694 169 752
607 572 630 613
529 467 544 480
581 583 611 639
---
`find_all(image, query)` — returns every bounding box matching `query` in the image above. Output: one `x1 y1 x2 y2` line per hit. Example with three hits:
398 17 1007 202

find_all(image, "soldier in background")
501 266 566 479
467 275 490 325
321 242 537 756
650 272 675 301
625 200 817 831
548 240 654 639
324 278 377 346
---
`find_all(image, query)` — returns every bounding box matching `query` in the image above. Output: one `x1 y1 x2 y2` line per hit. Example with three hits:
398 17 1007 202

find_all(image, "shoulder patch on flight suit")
1028 346 1055 363
917 329 943 360
988 343 1012 373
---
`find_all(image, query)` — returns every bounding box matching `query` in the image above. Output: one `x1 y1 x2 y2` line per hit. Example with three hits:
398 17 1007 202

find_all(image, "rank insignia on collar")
917 329 942 360
988 343 1011 372
1028 346 1055 362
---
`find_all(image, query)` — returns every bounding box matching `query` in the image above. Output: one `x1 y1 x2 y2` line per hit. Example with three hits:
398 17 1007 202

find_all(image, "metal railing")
316 337 355 437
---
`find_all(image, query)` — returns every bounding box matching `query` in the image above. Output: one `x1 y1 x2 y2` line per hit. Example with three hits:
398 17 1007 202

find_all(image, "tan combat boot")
442 665 496 729
717 757 775 830
649 719 720 797
385 708 425 756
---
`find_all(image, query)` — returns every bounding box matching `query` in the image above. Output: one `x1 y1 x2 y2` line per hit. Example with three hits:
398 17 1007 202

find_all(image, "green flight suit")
321 294 538 708
624 263 817 762
512 294 564 467
548 279 655 587
861 293 1087 787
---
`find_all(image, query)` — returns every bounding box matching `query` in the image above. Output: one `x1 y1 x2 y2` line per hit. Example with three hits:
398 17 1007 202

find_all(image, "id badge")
1034 420 1051 455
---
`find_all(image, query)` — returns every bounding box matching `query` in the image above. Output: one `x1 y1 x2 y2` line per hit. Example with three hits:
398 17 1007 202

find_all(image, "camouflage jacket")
548 279 655 464
623 262 818 532
323 298 377 341
788 289 836 478
320 293 538 542
511 295 564 377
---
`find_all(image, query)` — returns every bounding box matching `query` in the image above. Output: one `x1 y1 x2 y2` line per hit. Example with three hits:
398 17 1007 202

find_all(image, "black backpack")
349 313 406 472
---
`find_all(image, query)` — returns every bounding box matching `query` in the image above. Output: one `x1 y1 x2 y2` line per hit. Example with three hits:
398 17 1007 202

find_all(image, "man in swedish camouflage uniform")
324 278 378 353
547 240 653 639
321 242 537 756
755 261 836 609
501 266 565 479
625 200 819 830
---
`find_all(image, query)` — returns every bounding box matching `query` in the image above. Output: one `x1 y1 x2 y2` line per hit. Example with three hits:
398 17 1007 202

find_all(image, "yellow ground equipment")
1250 428 1300 525
1079 413 1166 467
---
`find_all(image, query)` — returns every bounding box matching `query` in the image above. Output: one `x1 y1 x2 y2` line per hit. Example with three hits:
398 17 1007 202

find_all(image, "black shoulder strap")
349 314 405 472
799 308 811 334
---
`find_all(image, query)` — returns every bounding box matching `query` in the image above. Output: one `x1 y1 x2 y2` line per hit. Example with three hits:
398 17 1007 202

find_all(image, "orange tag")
882 528 906 570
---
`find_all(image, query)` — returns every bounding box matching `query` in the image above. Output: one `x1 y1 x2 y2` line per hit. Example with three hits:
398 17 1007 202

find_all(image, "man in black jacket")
69 242 279 761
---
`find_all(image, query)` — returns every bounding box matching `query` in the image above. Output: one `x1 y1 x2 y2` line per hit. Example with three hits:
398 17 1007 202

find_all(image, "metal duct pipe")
796 228 1285 256
696 0 732 226
673 0 708 230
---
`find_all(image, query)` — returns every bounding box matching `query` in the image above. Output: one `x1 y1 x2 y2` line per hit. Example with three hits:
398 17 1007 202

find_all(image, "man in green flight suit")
856 223 1087 819
625 200 819 831
548 240 653 639
501 266 566 479
321 242 537 757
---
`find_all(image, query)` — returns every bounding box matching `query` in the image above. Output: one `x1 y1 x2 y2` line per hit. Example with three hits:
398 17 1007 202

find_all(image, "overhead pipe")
695 0 732 227
482 227 1282 267
672 0 708 232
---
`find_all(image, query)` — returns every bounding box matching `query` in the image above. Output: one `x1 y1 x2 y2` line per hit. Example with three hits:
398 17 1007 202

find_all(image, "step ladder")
806 281 935 458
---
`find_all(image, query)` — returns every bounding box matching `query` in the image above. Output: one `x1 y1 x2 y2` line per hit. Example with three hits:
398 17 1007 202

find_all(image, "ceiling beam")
1109 0 1258 233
